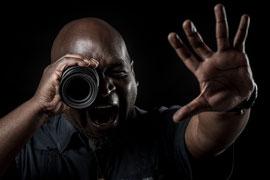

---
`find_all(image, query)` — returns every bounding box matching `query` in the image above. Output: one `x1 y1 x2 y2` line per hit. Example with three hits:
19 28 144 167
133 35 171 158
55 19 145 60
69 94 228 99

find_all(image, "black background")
0 0 268 179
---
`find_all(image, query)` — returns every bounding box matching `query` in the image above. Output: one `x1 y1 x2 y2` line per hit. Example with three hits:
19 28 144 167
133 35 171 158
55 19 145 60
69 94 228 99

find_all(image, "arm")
168 4 256 158
0 98 49 176
0 54 98 176
185 110 250 158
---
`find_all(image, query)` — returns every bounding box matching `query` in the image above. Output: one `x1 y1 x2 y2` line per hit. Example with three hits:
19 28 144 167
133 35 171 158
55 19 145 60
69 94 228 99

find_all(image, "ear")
130 60 139 87
130 60 134 72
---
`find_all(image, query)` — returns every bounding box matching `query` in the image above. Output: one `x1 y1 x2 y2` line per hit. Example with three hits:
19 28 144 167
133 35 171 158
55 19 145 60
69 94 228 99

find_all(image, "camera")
60 66 99 109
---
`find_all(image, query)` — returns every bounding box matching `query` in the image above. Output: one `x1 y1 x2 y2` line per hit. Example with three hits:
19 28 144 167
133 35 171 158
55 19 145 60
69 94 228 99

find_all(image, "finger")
215 4 230 51
61 53 84 59
58 57 91 71
233 14 250 52
168 32 200 73
57 54 99 71
57 54 99 67
57 53 86 63
173 94 211 123
183 20 213 59
83 58 99 68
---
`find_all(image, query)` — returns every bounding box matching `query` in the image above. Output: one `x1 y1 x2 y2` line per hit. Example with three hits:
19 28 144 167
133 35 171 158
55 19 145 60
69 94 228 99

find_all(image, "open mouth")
88 105 118 128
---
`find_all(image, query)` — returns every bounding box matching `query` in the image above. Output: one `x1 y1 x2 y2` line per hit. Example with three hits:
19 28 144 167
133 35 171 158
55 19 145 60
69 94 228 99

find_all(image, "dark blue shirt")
5 106 233 179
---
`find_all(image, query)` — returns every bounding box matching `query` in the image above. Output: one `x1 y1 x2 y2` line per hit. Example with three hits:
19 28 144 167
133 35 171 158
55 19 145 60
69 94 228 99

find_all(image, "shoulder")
134 105 186 128
129 105 187 137
132 105 181 121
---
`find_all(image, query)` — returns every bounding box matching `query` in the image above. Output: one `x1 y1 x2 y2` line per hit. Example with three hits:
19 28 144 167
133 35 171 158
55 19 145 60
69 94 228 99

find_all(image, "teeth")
88 104 118 127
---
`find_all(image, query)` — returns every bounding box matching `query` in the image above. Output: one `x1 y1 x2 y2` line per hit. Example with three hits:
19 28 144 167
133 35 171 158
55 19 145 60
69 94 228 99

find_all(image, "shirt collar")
45 106 144 153
45 114 78 153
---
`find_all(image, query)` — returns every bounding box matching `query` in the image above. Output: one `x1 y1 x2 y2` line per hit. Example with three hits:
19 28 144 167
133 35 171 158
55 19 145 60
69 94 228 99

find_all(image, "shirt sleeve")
159 105 234 179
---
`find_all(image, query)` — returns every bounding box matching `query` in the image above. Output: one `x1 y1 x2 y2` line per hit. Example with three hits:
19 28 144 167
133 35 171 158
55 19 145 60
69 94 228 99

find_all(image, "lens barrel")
60 66 99 109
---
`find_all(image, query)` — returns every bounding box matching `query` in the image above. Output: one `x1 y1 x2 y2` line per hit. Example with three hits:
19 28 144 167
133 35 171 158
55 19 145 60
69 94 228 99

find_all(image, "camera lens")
60 66 99 109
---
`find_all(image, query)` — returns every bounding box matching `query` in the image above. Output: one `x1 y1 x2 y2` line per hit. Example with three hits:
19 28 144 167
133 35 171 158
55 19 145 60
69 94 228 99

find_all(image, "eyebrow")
109 59 127 68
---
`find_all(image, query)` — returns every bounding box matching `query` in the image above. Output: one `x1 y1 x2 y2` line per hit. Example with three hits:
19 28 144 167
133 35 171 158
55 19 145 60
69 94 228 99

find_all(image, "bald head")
51 18 138 138
51 18 130 63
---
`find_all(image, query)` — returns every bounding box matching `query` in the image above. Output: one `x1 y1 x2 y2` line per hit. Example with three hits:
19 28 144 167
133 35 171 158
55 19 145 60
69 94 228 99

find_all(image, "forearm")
185 109 250 159
0 97 49 176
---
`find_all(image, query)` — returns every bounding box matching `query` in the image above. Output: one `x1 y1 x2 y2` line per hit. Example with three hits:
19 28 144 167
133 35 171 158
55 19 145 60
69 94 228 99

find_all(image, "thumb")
173 94 211 123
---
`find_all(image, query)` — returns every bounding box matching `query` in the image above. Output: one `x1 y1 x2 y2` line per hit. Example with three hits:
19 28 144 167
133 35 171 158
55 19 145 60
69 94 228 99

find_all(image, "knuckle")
43 65 51 74
192 39 204 49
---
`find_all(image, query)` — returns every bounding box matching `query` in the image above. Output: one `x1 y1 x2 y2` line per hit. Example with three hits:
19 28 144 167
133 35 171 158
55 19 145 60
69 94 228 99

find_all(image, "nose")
98 76 116 97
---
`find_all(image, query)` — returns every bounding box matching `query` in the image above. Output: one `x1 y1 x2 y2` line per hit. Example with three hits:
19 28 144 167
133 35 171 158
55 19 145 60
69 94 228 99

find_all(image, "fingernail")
175 33 180 40
83 58 91 66
190 22 197 33
90 58 99 67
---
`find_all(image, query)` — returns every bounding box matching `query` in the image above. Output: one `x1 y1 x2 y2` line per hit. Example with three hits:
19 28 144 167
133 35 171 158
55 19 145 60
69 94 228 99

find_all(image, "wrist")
228 84 258 115
28 97 53 122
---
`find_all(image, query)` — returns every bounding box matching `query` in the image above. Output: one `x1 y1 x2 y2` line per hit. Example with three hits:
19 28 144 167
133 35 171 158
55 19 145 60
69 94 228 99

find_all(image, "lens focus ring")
60 66 99 109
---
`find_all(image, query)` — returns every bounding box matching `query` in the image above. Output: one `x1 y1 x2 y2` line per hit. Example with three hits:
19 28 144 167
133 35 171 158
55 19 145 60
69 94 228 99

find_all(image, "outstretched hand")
168 4 255 122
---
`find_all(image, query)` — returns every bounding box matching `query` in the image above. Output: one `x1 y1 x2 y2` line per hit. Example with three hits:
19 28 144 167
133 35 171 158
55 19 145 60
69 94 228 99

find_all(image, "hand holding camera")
32 54 99 116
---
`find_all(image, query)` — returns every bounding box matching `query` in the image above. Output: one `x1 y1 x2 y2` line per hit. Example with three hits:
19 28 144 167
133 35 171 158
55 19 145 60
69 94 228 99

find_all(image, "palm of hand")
168 4 255 121
195 50 253 112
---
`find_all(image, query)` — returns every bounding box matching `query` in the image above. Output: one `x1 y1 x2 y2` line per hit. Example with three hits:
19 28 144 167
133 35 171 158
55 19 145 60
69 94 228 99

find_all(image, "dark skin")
50 18 138 138
169 4 254 157
0 4 255 177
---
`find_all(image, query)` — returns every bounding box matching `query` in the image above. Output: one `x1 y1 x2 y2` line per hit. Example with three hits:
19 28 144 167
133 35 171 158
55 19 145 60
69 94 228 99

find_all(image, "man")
0 4 256 179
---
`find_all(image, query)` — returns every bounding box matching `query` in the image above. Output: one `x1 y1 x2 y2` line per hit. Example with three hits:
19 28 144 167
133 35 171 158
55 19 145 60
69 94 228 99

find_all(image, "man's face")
64 33 137 138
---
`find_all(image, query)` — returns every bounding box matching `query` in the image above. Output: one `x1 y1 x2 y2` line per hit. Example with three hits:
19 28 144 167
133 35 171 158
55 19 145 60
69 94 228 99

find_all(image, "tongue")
90 107 116 124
